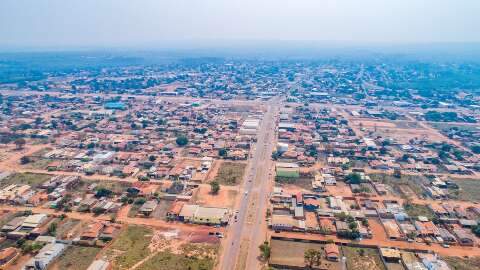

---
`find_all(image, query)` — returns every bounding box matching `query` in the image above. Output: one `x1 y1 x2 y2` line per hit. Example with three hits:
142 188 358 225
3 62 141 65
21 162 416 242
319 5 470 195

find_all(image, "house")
324 244 340 261
21 214 48 231
453 228 476 246
0 247 18 266
138 200 158 216
23 243 66 270
380 248 401 263
80 222 105 241
270 215 305 232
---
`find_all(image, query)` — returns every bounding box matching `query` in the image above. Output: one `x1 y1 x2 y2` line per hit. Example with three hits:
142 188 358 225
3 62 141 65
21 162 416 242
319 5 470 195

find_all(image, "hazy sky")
1 0 479 49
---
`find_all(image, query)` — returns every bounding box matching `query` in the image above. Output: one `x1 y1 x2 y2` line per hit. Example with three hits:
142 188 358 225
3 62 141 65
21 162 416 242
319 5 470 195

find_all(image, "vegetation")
210 181 220 195
444 256 480 270
49 246 100 270
176 135 189 146
345 173 362 184
214 162 246 185
404 203 436 221
342 247 386 270
0 172 52 188
259 241 271 260
136 244 217 270
103 225 153 270
304 249 322 268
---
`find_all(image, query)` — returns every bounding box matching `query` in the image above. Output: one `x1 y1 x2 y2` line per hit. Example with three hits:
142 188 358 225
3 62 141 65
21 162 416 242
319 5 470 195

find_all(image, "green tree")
304 249 322 268
259 241 271 260
345 173 362 184
176 135 189 146
210 181 220 195
218 148 228 157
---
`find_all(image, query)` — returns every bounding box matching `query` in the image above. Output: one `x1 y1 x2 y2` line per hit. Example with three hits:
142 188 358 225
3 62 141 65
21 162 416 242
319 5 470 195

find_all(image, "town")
0 53 479 270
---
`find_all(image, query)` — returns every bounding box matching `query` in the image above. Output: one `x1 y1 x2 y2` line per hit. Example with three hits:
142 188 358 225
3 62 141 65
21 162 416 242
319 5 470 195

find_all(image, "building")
178 204 229 225
324 244 340 261
0 247 18 266
138 200 158 216
86 259 110 270
23 243 65 270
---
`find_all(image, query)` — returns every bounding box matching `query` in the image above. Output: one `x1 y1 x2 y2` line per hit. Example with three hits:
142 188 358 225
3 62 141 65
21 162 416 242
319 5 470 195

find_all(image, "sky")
0 0 479 49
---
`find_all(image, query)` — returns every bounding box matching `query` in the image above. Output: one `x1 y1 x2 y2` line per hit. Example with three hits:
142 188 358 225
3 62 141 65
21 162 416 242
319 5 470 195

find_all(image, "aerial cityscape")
1 1 480 270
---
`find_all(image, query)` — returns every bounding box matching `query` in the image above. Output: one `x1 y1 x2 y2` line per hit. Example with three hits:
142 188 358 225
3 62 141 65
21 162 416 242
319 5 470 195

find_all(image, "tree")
210 181 220 195
95 188 113 198
304 249 322 268
20 156 30 164
345 173 362 184
218 148 228 157
258 241 271 260
48 222 57 236
14 138 26 150
176 135 188 146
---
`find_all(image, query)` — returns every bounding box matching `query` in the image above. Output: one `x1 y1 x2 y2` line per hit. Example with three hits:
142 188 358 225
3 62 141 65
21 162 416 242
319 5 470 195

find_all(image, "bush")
176 135 188 146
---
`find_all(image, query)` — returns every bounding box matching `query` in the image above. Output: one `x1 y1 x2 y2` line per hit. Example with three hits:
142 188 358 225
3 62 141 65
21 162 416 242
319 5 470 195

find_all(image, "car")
244 191 249 195
442 244 450 248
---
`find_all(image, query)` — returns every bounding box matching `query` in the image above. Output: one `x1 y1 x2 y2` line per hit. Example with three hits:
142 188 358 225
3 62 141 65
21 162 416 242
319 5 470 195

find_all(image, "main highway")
218 98 279 270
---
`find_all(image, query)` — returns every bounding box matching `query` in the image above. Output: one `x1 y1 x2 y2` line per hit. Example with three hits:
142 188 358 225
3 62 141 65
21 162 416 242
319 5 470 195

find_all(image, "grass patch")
89 180 132 194
214 162 246 185
448 179 480 201
24 158 53 170
444 256 480 270
404 203 436 220
342 246 386 270
137 244 217 270
0 172 52 188
103 225 153 270
49 246 100 270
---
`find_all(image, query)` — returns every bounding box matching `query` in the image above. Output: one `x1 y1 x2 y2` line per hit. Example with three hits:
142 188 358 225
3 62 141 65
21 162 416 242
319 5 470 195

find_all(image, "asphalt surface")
219 99 279 270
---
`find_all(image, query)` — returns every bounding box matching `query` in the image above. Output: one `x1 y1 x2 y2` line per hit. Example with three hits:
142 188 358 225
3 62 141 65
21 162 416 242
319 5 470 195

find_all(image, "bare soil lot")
191 185 237 209
342 246 386 270
270 239 341 270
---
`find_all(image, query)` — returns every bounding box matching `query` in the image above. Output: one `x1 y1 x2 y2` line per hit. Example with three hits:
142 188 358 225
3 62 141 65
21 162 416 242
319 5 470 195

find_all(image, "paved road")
219 99 279 270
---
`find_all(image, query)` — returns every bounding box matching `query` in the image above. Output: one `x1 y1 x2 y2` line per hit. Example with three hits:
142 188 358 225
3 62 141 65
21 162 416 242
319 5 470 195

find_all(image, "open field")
213 162 246 185
136 243 217 270
444 256 480 270
449 178 480 201
48 246 100 270
351 119 443 143
102 225 153 270
342 246 386 270
269 239 341 270
0 172 52 188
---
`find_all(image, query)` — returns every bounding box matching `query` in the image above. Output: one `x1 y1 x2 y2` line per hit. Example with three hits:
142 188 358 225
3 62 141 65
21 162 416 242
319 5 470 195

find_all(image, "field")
404 203 436 220
90 180 132 194
0 172 52 188
102 225 153 270
444 256 480 270
136 243 217 270
213 162 246 185
48 246 100 270
342 247 386 270
449 178 480 201
269 239 341 270
23 158 53 170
